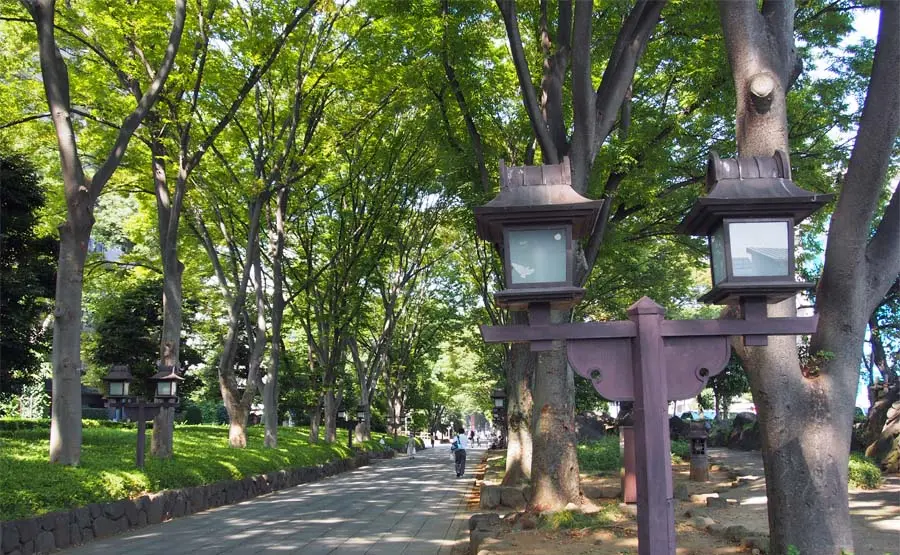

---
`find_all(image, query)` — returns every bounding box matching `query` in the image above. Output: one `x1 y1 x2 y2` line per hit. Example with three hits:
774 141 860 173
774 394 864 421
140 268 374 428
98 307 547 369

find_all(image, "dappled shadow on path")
60 446 482 555
707 448 900 555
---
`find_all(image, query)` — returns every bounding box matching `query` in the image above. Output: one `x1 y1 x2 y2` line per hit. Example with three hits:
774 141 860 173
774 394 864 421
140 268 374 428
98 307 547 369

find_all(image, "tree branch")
865 184 900 317
591 0 666 162
89 0 187 199
820 0 900 319
496 0 557 163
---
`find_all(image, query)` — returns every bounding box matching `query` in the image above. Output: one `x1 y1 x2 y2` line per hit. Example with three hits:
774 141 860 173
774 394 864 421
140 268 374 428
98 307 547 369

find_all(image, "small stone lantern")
474 157 603 311
491 388 506 410
150 364 183 405
689 421 709 482
678 151 832 306
102 365 134 402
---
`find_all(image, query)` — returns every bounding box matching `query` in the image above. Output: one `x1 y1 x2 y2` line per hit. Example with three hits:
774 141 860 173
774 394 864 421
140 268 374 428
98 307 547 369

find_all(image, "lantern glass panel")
109 382 126 397
710 225 726 285
727 221 790 278
157 381 173 397
493 397 504 408
337 409 347 420
507 228 567 284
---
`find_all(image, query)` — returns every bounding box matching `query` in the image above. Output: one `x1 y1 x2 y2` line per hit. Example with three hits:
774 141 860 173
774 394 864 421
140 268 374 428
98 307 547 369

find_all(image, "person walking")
452 427 468 478
406 432 416 459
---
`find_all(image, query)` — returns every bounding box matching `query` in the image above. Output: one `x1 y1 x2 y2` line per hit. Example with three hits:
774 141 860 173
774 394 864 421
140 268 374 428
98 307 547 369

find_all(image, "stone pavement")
708 448 900 554
60 444 483 555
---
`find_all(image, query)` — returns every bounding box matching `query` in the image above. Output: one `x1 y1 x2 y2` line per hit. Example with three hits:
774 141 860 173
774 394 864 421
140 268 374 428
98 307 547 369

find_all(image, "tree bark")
151 407 175 458
720 1 900 552
528 308 581 510
502 312 535 486
228 404 249 448
263 187 288 448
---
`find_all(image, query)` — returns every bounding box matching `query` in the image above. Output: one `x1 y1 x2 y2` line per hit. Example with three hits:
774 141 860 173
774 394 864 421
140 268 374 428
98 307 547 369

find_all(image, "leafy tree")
0 151 56 395
10 0 186 464
719 0 899 551
707 352 750 418
82 276 202 399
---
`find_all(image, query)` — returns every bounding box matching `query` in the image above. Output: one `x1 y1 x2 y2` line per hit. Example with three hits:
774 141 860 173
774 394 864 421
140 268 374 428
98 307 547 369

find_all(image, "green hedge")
0 423 396 521
848 453 882 489
577 436 692 473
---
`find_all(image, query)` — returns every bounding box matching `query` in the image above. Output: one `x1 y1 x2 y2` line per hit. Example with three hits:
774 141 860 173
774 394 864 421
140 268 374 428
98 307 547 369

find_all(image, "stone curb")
0 449 395 555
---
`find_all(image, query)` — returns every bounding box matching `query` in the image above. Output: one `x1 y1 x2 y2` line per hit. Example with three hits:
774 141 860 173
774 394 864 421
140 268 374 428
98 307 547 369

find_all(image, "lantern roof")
678 151 833 236
491 388 506 399
474 157 604 244
103 365 133 382
150 364 184 382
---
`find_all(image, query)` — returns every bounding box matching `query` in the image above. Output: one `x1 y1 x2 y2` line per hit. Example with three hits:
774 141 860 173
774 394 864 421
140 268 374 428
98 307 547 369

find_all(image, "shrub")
184 405 203 425
577 437 620 473
0 418 49 431
216 404 229 424
82 408 111 420
670 439 691 463
848 452 882 489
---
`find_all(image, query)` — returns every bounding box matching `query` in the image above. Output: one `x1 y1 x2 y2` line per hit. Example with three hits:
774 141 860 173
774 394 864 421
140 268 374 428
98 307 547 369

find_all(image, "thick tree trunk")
503 312 535 486
228 404 248 448
151 407 175 458
49 223 89 464
529 309 581 510
720 2 900 552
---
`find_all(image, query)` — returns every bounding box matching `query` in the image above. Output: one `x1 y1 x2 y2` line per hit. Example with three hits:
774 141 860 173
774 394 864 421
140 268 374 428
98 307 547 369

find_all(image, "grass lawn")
0 421 407 521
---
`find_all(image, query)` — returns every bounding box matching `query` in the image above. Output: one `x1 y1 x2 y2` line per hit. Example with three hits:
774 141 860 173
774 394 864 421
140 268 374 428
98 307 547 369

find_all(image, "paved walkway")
61 445 482 555
708 448 900 554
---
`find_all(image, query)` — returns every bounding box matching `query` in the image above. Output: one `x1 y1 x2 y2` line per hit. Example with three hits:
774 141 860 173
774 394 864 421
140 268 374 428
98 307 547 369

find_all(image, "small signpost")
474 154 830 554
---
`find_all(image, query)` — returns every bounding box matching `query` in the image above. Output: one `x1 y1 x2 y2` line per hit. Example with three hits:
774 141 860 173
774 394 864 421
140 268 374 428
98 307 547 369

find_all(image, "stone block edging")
1 449 395 555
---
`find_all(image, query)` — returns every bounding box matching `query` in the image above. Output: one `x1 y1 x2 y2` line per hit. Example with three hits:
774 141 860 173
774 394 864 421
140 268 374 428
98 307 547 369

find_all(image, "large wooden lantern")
678 151 832 305
150 364 184 404
474 157 603 311
103 365 134 401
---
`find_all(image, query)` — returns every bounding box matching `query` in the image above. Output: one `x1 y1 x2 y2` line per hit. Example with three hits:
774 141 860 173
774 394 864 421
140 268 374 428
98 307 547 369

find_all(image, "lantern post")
475 154 830 555
490 388 507 448
102 364 183 468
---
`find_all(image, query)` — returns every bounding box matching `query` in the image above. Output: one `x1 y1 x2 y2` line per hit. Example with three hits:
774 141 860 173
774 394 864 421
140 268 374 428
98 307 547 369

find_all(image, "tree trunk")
151 407 175 458
262 374 279 448
865 385 900 466
309 406 320 444
228 404 248 448
503 313 535 486
324 390 337 443
263 187 287 448
720 2 900 552
49 223 89 464
529 309 581 510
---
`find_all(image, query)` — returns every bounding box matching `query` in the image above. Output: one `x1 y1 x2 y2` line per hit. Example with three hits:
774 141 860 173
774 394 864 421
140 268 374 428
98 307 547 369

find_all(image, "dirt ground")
468 449 899 555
